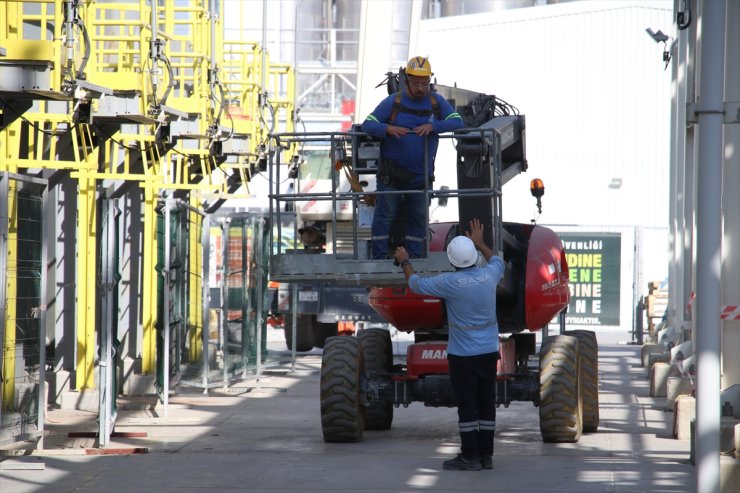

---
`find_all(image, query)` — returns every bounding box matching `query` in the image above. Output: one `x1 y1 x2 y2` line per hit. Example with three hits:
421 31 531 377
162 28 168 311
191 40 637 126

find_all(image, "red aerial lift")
268 77 598 445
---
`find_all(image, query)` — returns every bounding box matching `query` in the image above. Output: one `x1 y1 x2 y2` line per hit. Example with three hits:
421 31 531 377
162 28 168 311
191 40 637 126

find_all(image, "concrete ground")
0 330 705 493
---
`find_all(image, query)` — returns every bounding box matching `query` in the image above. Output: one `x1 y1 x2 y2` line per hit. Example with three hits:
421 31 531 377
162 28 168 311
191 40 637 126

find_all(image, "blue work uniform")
408 254 505 461
408 255 504 356
362 91 463 258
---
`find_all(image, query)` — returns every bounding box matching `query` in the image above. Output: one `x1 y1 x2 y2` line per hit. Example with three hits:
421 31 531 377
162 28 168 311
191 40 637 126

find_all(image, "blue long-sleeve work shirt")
362 91 463 185
408 256 505 356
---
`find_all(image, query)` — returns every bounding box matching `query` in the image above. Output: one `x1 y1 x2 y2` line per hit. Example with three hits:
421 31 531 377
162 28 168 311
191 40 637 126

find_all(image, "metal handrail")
268 128 501 254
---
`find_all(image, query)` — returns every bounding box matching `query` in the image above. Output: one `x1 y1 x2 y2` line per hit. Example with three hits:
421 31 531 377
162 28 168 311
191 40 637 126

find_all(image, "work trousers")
448 352 499 460
371 181 427 259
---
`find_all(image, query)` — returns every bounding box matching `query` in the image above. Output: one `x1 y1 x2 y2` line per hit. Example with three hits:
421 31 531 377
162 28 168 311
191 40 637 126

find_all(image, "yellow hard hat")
406 56 433 77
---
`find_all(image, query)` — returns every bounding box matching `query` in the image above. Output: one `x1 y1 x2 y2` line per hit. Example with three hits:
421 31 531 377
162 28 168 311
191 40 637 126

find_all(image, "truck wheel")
320 336 366 442
284 313 315 352
313 321 338 349
565 330 599 432
539 334 583 443
357 329 394 430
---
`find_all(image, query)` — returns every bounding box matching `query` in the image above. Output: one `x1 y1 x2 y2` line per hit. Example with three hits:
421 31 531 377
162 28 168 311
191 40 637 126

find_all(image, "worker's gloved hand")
393 246 409 266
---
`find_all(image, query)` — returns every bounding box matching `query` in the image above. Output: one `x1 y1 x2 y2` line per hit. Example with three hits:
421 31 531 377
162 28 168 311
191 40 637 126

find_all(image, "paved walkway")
0 330 699 493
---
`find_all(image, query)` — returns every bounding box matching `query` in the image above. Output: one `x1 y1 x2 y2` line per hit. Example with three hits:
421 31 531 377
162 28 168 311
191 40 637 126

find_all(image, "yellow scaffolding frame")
1 0 296 390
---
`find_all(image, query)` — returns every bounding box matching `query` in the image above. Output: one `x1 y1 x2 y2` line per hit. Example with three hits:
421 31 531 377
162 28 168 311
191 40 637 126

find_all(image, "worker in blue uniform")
394 219 505 471
362 56 464 259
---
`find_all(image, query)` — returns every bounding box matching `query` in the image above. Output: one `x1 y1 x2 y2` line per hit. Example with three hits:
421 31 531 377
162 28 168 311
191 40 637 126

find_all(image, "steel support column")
721 0 740 391
695 1 725 492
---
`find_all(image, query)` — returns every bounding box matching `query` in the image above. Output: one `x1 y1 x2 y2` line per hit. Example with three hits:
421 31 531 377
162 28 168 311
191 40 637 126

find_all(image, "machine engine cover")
368 287 443 332
406 339 520 379
407 342 449 378
523 226 570 329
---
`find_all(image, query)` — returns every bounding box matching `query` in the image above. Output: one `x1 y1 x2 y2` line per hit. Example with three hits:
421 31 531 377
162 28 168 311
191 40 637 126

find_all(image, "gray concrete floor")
0 330 700 493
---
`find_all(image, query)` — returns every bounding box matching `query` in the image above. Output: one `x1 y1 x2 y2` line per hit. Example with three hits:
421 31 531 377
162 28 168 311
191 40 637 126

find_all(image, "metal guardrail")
266 126 515 285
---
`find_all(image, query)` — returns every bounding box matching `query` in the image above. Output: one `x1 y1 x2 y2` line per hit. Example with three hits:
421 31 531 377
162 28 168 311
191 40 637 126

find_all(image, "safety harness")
379 92 441 189
388 91 441 124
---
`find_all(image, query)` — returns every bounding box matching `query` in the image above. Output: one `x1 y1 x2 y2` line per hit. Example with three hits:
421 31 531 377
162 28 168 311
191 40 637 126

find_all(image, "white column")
694 1 725 492
681 4 697 334
668 0 680 328
721 0 740 389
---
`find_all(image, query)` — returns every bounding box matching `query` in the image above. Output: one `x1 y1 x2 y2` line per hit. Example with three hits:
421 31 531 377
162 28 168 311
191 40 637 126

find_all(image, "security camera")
646 28 669 43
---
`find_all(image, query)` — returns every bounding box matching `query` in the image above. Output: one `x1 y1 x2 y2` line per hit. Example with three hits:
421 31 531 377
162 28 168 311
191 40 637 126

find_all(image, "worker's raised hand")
466 219 485 248
386 125 409 138
413 123 434 136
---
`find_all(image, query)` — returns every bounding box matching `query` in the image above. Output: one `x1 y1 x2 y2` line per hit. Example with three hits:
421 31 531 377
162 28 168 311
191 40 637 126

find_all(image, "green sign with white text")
559 232 621 326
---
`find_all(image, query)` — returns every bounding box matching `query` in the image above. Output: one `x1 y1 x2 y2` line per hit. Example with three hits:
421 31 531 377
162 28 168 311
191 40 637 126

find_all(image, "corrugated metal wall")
414 0 673 229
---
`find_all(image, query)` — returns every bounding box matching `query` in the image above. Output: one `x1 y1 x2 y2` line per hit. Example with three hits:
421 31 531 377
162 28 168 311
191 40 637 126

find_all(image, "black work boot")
442 454 481 471
479 456 493 469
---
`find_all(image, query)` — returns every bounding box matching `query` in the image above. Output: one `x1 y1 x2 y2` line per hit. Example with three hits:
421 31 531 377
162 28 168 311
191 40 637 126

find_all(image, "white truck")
275 143 385 352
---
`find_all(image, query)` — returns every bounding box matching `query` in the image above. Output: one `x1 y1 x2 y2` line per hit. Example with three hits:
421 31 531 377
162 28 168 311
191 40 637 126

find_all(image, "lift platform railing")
267 127 507 286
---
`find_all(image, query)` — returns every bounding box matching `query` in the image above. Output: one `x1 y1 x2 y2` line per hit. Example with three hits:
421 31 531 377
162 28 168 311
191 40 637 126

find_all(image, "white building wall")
414 0 673 226
413 0 673 329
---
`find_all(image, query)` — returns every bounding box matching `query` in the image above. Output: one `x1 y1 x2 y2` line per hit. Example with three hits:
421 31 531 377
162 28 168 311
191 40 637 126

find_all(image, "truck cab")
273 143 385 352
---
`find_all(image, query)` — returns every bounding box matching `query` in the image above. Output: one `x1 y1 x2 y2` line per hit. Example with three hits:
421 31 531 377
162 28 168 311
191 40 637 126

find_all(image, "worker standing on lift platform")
394 219 505 471
362 56 463 259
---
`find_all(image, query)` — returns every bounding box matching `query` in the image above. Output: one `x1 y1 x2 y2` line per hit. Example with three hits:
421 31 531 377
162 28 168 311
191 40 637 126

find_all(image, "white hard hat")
447 236 478 268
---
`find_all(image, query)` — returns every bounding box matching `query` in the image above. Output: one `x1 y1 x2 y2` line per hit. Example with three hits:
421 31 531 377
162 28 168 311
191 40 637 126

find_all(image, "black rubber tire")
565 330 599 432
320 336 365 442
284 313 315 352
312 321 338 349
357 329 394 430
539 334 583 443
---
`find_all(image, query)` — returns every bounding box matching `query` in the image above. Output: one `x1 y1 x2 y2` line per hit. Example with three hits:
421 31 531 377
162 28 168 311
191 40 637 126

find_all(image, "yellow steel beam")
75 125 98 390
1 184 18 410
188 199 202 362
0 129 15 174
138 129 163 375
69 172 162 182
141 183 157 374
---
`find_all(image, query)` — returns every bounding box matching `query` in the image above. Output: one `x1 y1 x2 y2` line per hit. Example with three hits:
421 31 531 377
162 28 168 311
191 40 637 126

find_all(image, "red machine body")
523 224 570 330
368 222 570 336
368 223 449 332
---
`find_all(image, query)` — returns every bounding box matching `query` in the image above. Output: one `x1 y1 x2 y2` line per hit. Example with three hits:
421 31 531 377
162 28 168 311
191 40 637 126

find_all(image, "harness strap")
389 92 441 124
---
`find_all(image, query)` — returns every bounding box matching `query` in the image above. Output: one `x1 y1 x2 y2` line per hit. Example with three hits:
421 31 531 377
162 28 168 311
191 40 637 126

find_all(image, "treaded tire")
357 329 394 430
312 321 338 349
284 313 315 352
539 334 583 443
565 330 599 432
320 336 365 442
